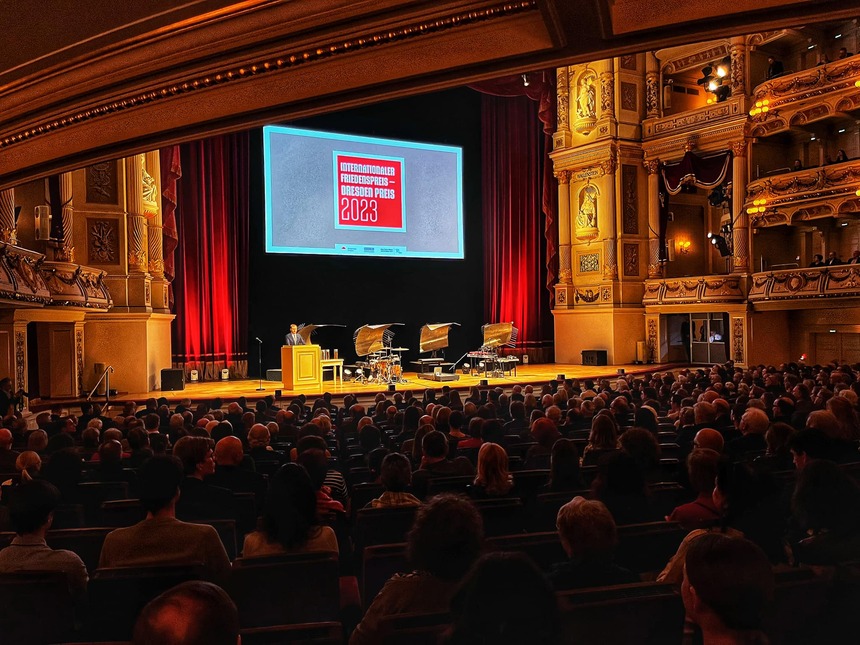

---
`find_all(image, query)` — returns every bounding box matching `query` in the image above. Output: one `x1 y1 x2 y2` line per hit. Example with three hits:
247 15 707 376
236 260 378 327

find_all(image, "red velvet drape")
172 132 250 379
480 93 555 357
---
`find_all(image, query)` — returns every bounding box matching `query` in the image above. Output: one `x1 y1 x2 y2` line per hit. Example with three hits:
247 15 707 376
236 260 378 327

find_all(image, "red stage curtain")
480 92 555 358
172 132 250 379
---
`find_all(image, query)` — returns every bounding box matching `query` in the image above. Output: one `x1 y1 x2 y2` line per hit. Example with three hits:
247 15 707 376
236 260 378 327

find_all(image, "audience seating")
531 490 592 532
486 531 568 573
512 469 550 500
100 499 146 527
351 482 384 514
557 581 684 645
240 622 343 645
426 475 473 497
361 543 409 612
354 506 418 551
378 611 451 645
87 564 208 640
77 481 130 525
615 522 686 575
648 482 687 518
764 566 831 645
52 503 86 529
472 497 526 536
229 553 340 628
0 571 76 645
46 527 114 573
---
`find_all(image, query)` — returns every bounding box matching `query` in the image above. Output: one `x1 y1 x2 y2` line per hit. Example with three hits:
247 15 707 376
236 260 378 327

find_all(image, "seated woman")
581 414 619 467
1 451 41 498
524 418 560 470
369 453 422 508
350 494 484 645
242 463 338 558
546 438 584 492
469 443 513 499
549 497 637 590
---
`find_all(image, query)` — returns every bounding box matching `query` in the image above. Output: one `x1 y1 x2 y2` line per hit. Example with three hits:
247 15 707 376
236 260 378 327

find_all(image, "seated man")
247 423 285 465
0 427 19 472
99 456 230 585
411 431 475 499
173 436 236 522
0 479 88 599
207 436 266 511
133 580 239 645
549 496 637 590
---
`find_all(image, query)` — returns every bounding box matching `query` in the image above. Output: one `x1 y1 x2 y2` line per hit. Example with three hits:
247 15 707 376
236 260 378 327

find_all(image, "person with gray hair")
726 407 768 460
549 496 637 590
133 581 239 645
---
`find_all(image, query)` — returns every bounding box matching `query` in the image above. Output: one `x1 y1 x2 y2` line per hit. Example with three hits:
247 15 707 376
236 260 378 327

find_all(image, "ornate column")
645 51 660 118
644 158 663 278
730 36 746 97
0 188 17 244
600 155 618 280
731 140 750 273
144 151 169 313
599 61 615 121
124 153 152 311
54 171 75 261
554 170 573 308
554 66 572 150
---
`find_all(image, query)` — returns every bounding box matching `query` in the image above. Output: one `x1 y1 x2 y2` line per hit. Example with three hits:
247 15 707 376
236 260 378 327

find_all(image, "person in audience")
242 463 338 557
0 479 88 599
445 552 560 645
297 448 346 515
41 447 83 503
2 450 41 492
350 494 484 645
247 423 284 464
369 452 422 508
411 431 475 499
766 56 784 79
550 496 637 590
834 148 849 163
581 414 619 466
809 253 825 267
99 456 230 585
838 47 853 59
683 533 774 645
172 435 236 521
591 451 655 525
0 427 19 472
504 400 530 439
547 438 584 492
133 580 240 645
208 435 267 510
619 427 662 483
726 407 768 461
667 448 721 529
27 429 49 455
791 459 860 564
789 427 836 471
692 427 724 454
825 250 843 266
755 421 794 472
126 427 154 468
456 417 484 451
524 417 561 469
470 442 513 499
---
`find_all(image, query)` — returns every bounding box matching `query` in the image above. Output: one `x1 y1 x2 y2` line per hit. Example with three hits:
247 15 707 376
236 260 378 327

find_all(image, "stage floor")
134 363 657 404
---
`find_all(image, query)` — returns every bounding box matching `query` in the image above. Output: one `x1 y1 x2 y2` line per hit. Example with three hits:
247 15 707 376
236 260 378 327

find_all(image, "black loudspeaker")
161 368 185 391
274 389 282 399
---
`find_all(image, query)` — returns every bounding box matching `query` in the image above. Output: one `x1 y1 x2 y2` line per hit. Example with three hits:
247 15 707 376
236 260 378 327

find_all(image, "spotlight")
344 369 352 377
521 73 530 87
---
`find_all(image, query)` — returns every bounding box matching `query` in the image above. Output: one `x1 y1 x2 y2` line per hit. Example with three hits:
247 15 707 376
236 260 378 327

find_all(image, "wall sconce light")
746 198 768 215
749 99 770 116
677 239 692 255
34 205 52 240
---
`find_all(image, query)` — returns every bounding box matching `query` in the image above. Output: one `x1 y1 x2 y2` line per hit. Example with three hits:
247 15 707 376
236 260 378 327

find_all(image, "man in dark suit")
172 436 236 522
208 436 267 511
825 251 843 266
285 323 305 346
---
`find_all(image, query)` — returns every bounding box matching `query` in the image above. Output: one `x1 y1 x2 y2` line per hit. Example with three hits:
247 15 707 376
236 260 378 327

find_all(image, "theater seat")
378 610 451 645
0 571 76 645
354 506 418 552
361 543 408 612
614 522 686 575
240 622 343 645
76 481 129 525
472 497 526 536
486 531 568 573
46 527 114 573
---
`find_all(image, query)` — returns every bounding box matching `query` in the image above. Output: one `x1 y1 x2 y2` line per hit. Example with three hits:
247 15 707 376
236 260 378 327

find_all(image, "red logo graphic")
335 154 404 230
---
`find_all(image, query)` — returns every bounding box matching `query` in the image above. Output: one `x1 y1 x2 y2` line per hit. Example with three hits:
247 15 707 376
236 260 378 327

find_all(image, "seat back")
426 475 473 497
52 503 86 529
351 482 384 514
557 582 684 645
101 498 146 527
486 531 568 573
473 497 526 536
512 469 550 501
0 571 76 645
764 567 831 645
378 611 451 645
355 506 418 550
77 481 129 524
531 490 591 532
88 564 208 640
240 622 343 645
229 553 340 627
46 527 114 573
615 522 686 575
361 543 409 612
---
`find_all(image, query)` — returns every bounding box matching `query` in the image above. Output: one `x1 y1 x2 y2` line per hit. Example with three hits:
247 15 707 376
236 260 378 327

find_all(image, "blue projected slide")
264 125 464 259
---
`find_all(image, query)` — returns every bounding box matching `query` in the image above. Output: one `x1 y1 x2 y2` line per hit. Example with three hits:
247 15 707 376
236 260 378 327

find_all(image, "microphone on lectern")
255 337 263 343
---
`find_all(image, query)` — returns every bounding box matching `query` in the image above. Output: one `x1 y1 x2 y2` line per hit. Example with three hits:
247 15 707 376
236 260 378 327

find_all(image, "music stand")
419 323 460 355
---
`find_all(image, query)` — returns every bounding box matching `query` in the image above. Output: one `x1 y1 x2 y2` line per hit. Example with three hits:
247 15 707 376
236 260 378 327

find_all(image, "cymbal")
390 347 410 351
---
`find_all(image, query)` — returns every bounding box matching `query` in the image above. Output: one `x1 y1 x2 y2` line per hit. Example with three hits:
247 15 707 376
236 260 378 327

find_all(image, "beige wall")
553 308 645 364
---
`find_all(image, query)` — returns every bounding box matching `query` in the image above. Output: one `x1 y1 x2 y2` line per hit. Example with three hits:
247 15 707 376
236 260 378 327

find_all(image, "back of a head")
380 452 412 492
139 456 183 514
447 552 559 645
214 436 244 467
684 534 774 634
296 448 329 490
407 494 484 581
9 479 60 535
556 496 616 561
133 581 239 645
262 463 318 548
694 428 724 453
687 448 721 495
422 430 448 459
99 438 124 465
694 401 717 425
173 435 213 475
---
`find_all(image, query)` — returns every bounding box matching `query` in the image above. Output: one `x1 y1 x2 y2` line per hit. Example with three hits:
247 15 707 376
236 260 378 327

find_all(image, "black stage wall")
248 88 485 377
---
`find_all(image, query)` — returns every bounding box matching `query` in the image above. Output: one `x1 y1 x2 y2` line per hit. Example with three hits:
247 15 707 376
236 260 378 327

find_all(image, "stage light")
478 362 485 368
344 369 352 377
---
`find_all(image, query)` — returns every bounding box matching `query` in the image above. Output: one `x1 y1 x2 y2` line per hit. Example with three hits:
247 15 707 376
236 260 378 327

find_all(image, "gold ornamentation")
732 317 744 363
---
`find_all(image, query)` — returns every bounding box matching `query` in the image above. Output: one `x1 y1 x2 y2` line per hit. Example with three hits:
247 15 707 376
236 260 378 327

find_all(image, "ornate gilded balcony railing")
748 265 860 302
744 159 860 226
643 95 747 140
748 55 860 138
0 242 111 310
643 275 747 305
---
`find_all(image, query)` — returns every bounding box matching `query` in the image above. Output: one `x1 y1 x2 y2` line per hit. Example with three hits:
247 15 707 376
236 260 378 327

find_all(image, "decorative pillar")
557 171 573 283
554 66 572 150
644 158 663 278
124 153 152 311
54 171 75 262
145 151 169 313
0 188 17 244
731 140 750 273
599 62 615 121
730 36 747 97
645 51 660 118
600 154 618 280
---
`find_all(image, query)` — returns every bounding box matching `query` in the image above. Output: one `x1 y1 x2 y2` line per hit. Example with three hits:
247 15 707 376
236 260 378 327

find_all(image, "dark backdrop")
247 88 485 376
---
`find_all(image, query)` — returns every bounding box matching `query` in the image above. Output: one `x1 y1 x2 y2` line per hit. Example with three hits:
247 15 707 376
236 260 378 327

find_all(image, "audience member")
470 442 513 498
547 438 584 491
369 452 421 508
173 436 236 521
667 448 721 529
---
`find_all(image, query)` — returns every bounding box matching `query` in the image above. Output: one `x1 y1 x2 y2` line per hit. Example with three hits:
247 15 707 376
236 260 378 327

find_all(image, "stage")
136 362 658 404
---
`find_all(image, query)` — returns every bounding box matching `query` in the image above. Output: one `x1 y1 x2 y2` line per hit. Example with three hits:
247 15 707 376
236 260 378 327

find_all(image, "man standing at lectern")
285 324 306 346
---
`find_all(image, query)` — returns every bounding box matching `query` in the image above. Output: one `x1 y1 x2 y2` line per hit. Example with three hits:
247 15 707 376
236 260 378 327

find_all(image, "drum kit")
355 347 409 384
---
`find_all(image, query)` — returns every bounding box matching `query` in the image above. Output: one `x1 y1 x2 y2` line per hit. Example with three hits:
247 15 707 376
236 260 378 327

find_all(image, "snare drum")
377 359 389 373
392 364 402 378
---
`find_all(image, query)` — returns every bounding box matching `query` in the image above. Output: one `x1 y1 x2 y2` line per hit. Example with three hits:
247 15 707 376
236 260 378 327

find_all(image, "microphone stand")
256 338 265 391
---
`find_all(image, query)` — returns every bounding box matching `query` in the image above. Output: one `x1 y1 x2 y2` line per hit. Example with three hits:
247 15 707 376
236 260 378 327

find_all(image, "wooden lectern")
281 344 321 389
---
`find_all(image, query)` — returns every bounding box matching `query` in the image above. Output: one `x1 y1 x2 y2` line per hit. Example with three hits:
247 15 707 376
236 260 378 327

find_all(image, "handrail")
87 365 114 405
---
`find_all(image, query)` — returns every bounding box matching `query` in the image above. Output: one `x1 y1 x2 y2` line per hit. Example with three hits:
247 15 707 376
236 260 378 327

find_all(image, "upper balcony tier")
743 159 860 227
642 95 748 141
748 55 860 139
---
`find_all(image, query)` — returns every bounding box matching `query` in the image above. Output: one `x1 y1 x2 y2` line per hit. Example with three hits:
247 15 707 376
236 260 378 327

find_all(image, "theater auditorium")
0 1 859 643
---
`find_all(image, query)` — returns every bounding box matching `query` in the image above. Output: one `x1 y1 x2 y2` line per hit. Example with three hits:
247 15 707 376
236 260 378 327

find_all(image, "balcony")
643 275 747 305
748 55 860 138
643 95 747 140
748 265 860 303
744 159 860 226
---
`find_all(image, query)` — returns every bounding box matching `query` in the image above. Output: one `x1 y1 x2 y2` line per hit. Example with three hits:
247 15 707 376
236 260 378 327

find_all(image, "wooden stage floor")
133 363 656 404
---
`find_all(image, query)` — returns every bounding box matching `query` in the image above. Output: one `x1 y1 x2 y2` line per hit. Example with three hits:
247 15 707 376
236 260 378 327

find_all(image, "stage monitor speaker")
429 373 459 382
161 368 185 391
387 384 396 393
480 379 489 386
274 389 282 398
266 369 283 382
557 374 566 381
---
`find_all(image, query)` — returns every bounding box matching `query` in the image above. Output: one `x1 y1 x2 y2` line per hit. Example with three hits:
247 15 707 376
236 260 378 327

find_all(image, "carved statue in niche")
577 184 599 232
142 167 158 203
577 74 596 119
